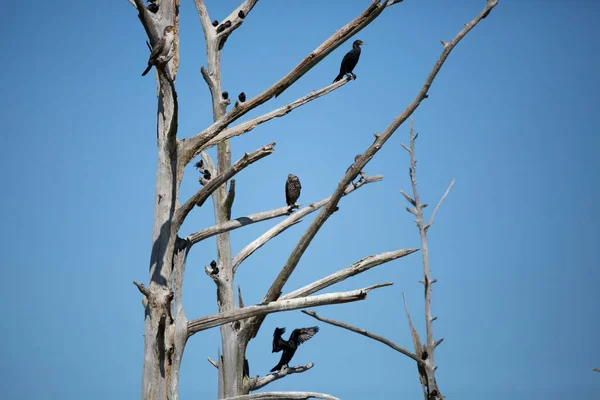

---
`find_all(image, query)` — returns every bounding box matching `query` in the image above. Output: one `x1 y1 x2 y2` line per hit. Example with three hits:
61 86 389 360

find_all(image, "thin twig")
426 179 455 231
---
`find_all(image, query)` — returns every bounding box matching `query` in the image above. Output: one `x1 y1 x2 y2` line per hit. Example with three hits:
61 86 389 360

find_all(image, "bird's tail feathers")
333 73 344 83
141 64 153 76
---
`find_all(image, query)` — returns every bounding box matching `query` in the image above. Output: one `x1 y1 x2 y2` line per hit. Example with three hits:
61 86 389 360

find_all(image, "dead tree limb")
187 283 392 336
281 249 418 300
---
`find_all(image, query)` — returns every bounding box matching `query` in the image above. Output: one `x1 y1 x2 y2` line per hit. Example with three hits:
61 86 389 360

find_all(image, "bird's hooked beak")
359 41 366 46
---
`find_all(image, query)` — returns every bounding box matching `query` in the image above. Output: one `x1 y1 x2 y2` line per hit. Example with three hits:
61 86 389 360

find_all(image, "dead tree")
305 120 455 400
126 0 499 399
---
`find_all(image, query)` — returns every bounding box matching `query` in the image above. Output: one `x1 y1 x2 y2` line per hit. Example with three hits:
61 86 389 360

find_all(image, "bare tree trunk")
126 1 500 399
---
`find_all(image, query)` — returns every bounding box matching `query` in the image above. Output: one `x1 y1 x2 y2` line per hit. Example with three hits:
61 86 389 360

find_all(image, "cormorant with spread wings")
271 326 319 372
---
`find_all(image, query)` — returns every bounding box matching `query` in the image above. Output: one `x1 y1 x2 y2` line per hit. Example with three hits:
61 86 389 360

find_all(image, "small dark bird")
238 10 246 18
285 174 301 206
333 39 365 83
238 92 246 102
147 3 159 13
203 171 212 180
212 20 219 27
217 20 231 33
142 26 176 76
222 91 229 100
271 326 319 372
195 160 204 170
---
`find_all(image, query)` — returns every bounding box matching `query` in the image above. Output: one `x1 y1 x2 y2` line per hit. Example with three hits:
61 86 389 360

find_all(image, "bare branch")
302 310 419 362
232 175 383 274
208 357 219 369
174 143 276 227
187 205 293 245
127 0 137 8
187 283 391 336
251 363 314 391
181 0 402 165
216 0 259 41
281 249 418 300
224 392 339 400
434 338 444 348
201 79 350 151
400 190 416 206
425 179 455 230
133 281 151 298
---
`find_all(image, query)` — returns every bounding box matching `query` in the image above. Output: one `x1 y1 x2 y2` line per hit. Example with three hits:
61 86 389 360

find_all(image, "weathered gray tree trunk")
126 0 499 399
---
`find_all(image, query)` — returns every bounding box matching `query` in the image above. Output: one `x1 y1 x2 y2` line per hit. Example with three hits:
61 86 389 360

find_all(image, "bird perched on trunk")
271 326 319 372
333 39 365 83
285 174 301 207
141 26 176 76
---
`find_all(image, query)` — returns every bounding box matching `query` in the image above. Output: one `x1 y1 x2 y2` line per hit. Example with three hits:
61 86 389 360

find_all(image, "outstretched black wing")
272 327 286 353
290 326 319 346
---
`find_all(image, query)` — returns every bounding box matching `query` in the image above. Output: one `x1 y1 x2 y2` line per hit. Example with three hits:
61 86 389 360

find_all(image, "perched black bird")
147 3 159 13
238 92 246 102
271 326 319 372
238 10 246 18
203 171 212 180
212 20 219 27
285 174 301 206
333 39 365 83
195 160 204 170
223 20 232 28
222 91 229 100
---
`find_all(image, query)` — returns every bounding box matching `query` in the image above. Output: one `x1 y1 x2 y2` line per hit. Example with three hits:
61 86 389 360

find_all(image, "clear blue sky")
2 1 599 399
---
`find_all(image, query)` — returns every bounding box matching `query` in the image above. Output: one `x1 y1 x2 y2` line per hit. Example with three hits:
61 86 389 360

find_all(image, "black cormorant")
212 20 219 27
222 91 229 100
238 92 246 102
271 326 319 372
333 39 365 83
